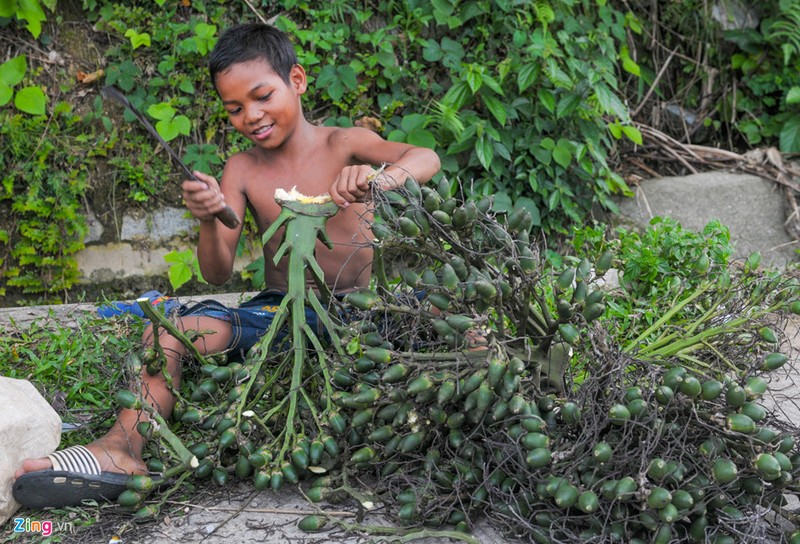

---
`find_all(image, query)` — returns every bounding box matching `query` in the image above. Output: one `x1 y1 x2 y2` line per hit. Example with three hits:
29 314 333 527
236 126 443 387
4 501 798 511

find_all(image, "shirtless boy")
13 22 440 508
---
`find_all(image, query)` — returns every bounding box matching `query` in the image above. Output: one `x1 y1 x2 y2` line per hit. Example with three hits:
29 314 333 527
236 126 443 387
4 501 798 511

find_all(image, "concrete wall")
75 207 258 286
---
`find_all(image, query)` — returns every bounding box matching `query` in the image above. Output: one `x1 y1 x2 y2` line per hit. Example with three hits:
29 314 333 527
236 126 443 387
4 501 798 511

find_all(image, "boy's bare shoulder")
220 148 278 193
222 148 270 178
226 147 265 168
325 125 382 147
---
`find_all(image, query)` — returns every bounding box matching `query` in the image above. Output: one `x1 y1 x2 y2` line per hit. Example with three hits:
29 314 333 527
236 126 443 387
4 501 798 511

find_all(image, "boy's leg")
14 315 233 479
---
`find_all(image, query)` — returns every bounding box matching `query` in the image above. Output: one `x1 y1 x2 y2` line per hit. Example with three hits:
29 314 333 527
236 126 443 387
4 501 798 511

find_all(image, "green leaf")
422 39 443 62
533 146 552 166
465 66 483 94
172 114 192 136
406 129 437 149
14 86 46 115
780 115 800 153
481 74 504 96
164 248 193 264
124 29 152 50
184 144 223 172
156 119 178 141
545 58 573 90
314 64 336 89
440 37 464 68
556 94 581 119
147 102 176 122
475 133 494 170
441 80 470 110
179 79 195 94
337 65 358 91
491 191 512 213
621 125 643 145
401 113 428 132
194 22 217 54
619 46 640 76
0 83 12 106
518 62 538 93
328 80 345 101
18 0 47 38
482 94 507 125
105 60 140 92
787 86 800 105
553 142 573 169
547 189 560 210
0 55 27 87
538 88 555 113
244 256 265 289
594 82 629 120
168 262 193 290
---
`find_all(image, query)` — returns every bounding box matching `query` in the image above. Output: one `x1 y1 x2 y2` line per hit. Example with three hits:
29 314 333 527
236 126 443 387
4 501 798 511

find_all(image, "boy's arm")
329 128 441 207
182 168 246 285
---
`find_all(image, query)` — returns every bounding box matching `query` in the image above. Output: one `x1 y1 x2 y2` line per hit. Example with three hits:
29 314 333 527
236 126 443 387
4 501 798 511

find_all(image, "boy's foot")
13 436 147 509
14 435 147 479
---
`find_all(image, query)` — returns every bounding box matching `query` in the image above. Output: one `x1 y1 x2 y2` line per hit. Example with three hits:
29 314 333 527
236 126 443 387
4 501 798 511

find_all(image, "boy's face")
215 59 307 150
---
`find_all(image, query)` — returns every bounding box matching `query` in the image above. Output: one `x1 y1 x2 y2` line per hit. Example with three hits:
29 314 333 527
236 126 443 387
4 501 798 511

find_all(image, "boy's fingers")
330 166 377 207
182 180 210 193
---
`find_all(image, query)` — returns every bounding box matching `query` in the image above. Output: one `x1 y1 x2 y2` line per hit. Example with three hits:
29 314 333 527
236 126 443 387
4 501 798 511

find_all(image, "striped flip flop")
12 445 130 508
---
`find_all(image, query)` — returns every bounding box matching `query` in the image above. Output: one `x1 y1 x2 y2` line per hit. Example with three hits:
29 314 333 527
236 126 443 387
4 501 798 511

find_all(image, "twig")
684 144 743 162
627 157 661 178
164 500 356 517
242 0 269 25
632 46 678 118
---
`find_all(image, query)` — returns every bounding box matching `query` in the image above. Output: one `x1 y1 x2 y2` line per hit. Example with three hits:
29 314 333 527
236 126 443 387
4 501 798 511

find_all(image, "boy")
13 22 440 508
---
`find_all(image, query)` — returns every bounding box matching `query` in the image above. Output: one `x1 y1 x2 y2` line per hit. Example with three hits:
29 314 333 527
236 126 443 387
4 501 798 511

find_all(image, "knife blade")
101 85 241 229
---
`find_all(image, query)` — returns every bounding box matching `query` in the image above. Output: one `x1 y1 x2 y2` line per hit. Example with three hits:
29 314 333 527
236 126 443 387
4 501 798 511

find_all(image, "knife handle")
215 205 242 229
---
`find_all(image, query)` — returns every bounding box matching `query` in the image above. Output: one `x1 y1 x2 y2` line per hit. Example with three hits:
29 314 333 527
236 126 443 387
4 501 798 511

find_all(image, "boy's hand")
182 171 227 222
330 165 380 208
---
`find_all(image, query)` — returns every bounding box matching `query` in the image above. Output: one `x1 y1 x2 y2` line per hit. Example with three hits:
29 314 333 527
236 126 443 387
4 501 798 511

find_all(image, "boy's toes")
14 456 54 479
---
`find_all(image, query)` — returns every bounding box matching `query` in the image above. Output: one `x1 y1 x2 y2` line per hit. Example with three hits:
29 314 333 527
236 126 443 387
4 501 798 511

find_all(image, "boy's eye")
258 92 273 102
227 107 242 116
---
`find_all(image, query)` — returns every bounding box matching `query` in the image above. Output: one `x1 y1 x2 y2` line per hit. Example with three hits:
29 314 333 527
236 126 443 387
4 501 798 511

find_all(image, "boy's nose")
245 105 264 123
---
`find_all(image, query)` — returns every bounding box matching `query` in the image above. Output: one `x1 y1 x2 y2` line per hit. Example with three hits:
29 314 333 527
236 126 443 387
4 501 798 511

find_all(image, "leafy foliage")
0 313 141 444
1 0 796 300
0 0 54 38
619 0 800 153
0 106 91 300
0 55 48 114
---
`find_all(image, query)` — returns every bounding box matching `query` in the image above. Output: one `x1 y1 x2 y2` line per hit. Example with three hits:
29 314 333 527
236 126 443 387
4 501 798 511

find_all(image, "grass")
0 311 150 543
0 314 142 441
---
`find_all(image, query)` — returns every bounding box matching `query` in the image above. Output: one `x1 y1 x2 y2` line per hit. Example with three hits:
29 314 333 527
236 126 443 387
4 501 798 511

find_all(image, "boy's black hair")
209 23 298 85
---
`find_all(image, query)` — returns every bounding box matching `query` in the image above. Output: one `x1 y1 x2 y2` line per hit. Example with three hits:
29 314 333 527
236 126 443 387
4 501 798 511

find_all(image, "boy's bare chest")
243 172 339 230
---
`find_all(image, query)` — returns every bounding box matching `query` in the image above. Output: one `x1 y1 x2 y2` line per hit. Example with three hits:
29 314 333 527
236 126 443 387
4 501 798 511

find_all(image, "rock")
712 0 759 30
614 172 798 268
120 207 196 243
0 377 61 525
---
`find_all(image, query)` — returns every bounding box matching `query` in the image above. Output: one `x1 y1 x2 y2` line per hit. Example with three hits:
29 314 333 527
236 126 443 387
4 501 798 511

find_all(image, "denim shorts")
178 291 325 359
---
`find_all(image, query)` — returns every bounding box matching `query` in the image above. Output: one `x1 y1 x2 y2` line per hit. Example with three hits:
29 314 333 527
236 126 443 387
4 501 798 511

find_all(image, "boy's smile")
215 59 307 150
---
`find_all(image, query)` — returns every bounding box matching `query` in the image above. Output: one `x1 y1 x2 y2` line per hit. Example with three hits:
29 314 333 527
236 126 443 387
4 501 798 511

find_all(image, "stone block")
0 377 61 524
614 172 798 268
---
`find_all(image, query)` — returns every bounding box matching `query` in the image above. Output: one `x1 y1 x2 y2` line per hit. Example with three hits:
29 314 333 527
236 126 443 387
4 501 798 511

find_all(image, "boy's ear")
290 64 307 95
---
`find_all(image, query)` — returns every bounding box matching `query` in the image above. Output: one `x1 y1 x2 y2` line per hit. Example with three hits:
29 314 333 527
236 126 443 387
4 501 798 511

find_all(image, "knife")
101 85 241 229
